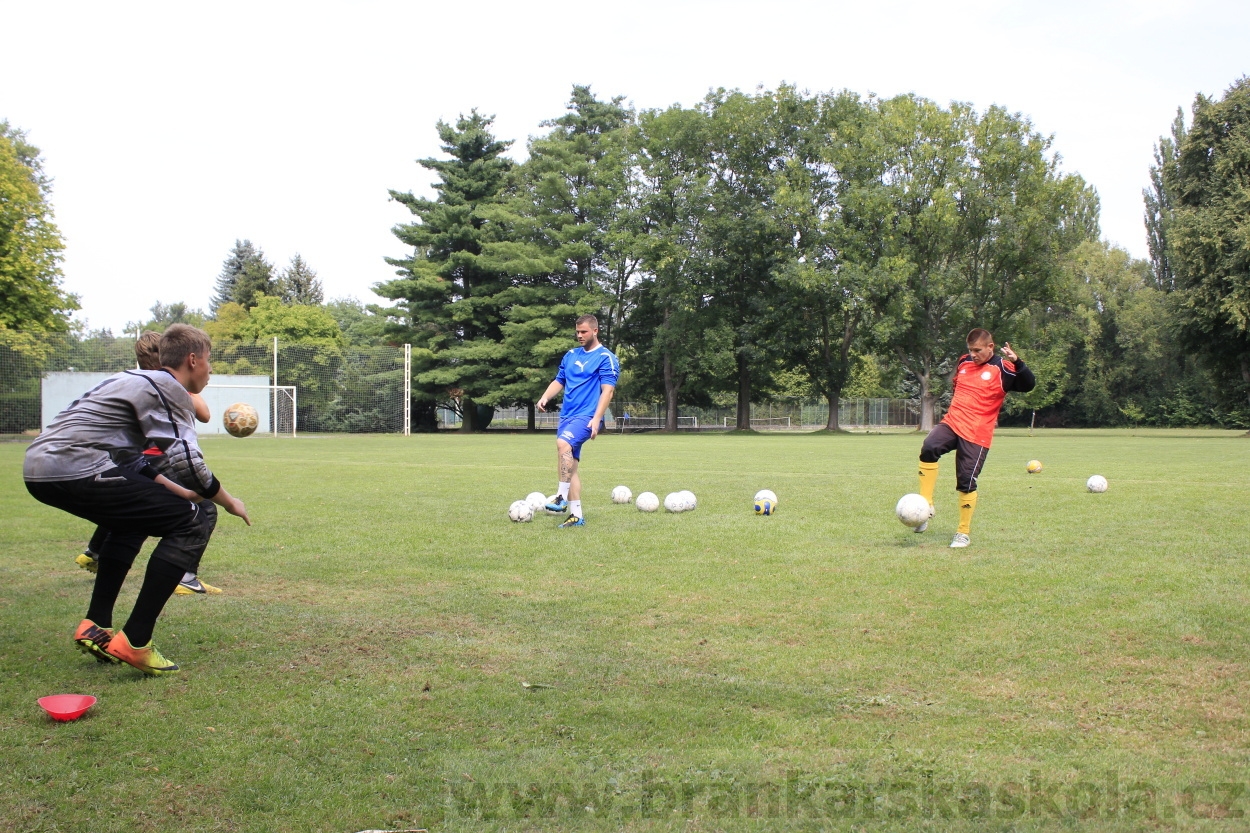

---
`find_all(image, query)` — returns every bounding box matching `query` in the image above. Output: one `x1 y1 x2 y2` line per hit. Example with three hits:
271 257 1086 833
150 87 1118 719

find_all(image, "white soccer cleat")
950 533 970 548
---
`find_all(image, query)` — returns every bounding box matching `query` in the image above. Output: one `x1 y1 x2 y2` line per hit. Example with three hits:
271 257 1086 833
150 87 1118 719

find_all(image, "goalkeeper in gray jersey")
24 324 250 675
76 330 223 595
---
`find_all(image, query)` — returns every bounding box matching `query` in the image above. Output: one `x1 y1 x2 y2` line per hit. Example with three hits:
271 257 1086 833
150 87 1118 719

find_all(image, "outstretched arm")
211 485 251 526
1001 342 1036 392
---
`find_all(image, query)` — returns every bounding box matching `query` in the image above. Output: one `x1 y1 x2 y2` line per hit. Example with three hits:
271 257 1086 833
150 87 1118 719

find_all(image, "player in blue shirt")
537 314 620 527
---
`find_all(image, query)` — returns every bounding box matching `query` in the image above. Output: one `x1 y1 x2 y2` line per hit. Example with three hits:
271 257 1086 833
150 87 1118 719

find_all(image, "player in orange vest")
915 328 1035 548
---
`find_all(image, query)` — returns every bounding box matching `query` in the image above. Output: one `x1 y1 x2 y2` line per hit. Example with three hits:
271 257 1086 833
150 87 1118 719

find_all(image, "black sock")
85 558 131 629
121 557 184 647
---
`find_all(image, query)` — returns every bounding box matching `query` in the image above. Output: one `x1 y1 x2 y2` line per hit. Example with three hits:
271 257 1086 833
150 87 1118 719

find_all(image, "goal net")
203 384 297 437
723 416 791 429
618 415 698 431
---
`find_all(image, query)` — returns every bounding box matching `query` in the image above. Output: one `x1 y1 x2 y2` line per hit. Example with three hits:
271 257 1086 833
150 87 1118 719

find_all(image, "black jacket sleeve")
1007 359 1036 393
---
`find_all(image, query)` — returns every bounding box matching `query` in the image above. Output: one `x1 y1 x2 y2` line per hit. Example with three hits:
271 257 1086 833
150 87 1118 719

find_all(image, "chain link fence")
0 331 407 435
3 331 927 435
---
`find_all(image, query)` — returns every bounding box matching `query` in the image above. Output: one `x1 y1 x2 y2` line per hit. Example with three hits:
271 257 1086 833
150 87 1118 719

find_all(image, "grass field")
2 429 1249 832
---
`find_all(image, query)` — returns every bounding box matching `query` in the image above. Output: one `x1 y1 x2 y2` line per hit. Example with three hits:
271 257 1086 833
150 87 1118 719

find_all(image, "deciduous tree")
1162 77 1250 407
0 121 75 332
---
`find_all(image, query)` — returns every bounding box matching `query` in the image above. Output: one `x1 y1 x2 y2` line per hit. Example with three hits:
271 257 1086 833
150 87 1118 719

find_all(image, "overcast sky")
3 0 1247 334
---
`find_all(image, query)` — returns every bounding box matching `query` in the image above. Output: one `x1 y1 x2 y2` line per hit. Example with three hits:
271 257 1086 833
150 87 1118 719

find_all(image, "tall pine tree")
278 253 324 305
212 240 275 314
376 111 514 431
480 86 640 427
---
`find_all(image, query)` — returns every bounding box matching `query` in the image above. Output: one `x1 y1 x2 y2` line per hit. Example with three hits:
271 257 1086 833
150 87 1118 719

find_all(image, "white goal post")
617 415 698 430
203 384 297 437
723 416 791 429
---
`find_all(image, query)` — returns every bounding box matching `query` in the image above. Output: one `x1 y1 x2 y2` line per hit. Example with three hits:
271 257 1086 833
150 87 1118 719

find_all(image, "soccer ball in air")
611 485 633 504
1026 459 1043 474
754 489 778 516
664 492 686 513
1086 475 1108 493
525 492 548 512
508 500 534 523
222 402 259 438
680 490 697 510
636 491 660 512
895 493 932 528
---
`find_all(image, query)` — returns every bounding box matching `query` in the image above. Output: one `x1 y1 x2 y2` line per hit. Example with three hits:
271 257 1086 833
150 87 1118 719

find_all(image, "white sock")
181 572 196 583
570 500 582 518
558 482 571 499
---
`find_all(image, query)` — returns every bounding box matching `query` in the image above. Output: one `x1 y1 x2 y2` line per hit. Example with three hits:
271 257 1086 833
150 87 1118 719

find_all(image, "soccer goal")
202 384 297 437
723 416 791 430
617 415 698 431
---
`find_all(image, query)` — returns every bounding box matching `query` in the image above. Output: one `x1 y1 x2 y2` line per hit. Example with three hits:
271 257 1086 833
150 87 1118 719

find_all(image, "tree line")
373 82 1248 430
3 79 1248 431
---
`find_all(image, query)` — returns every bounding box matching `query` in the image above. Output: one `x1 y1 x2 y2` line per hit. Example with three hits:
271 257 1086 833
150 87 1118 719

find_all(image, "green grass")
2 429 1249 832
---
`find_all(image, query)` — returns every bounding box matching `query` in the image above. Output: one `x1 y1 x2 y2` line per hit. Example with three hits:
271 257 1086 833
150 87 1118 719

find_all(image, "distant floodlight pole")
272 336 279 438
404 344 412 436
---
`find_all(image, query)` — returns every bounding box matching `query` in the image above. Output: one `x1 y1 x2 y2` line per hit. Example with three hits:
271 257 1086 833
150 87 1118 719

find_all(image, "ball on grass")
508 500 534 523
895 493 932 528
1086 475 1108 493
636 492 660 512
1026 459 1043 473
611 485 633 504
754 489 778 515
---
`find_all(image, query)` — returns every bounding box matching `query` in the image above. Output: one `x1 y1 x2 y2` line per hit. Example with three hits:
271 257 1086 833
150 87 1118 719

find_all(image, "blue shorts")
557 415 603 460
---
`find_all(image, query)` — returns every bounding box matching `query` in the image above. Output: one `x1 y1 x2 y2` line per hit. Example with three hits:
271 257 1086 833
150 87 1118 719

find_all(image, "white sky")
3 0 1247 334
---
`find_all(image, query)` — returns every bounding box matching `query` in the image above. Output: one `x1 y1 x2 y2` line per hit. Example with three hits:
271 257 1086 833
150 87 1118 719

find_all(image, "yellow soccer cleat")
105 631 179 675
175 576 222 595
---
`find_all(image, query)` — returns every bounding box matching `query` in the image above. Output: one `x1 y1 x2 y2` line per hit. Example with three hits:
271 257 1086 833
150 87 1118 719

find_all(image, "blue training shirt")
554 345 619 419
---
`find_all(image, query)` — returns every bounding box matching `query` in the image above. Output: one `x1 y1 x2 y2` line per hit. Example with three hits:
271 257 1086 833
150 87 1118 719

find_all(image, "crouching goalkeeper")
24 324 249 675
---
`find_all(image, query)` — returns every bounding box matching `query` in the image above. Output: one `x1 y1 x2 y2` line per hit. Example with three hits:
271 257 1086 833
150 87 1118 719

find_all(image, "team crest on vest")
981 371 992 380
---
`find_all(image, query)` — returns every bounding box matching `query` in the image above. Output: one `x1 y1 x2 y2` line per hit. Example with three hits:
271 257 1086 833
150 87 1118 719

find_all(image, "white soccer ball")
1086 475 1108 493
664 492 686 513
525 491 548 512
508 500 534 523
679 490 696 510
754 489 778 515
895 493 932 528
636 491 660 512
611 485 633 504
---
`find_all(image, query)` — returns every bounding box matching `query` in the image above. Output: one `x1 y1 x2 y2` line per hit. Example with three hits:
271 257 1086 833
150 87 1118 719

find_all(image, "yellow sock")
918 461 939 507
957 490 978 535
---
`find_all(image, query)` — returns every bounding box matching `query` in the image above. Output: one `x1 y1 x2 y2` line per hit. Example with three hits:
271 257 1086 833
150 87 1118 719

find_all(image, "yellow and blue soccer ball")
754 489 778 515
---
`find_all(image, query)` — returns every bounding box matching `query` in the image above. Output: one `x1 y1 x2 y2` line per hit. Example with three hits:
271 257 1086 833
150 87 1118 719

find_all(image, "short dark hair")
575 314 599 329
966 328 993 345
135 331 162 370
159 324 212 369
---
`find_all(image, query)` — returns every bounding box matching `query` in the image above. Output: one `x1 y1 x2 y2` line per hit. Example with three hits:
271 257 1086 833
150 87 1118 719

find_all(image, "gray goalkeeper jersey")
23 369 218 496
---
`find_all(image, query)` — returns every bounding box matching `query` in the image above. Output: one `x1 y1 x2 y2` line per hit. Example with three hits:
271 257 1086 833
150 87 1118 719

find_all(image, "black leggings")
26 468 216 573
920 423 989 493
